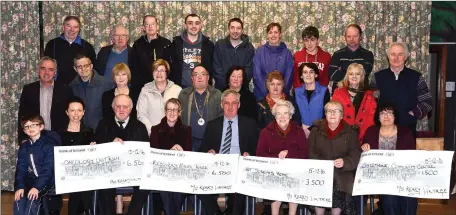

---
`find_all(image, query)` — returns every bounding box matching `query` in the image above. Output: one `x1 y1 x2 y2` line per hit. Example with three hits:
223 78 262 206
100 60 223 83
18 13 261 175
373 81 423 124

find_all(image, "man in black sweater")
94 94 149 215
130 15 171 92
44 16 96 86
328 24 374 93
166 14 215 88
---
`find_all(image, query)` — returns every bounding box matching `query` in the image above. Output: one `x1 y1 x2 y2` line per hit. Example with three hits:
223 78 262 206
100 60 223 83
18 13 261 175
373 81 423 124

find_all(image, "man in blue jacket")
14 114 61 215
213 18 255 90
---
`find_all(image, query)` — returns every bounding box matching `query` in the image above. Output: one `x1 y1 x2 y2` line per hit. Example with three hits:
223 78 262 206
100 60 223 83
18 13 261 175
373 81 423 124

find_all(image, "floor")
2 191 456 215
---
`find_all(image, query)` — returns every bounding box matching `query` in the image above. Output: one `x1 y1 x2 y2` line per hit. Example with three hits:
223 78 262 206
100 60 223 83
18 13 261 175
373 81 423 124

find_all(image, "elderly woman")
224 66 257 120
258 71 301 130
253 22 294 100
295 62 330 137
60 97 94 215
256 99 308 215
362 103 417 215
332 63 376 142
102 63 139 120
136 59 182 135
308 100 361 215
127 98 191 215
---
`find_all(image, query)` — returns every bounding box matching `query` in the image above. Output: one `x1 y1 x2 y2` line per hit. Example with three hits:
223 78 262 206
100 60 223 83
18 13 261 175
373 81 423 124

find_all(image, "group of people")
13 13 433 215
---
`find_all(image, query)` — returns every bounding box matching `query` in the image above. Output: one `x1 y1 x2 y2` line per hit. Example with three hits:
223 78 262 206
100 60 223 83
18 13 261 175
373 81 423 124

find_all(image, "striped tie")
221 121 233 154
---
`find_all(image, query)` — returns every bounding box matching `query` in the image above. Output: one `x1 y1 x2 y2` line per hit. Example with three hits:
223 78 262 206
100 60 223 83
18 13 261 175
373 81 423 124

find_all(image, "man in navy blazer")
199 89 258 215
18 56 74 143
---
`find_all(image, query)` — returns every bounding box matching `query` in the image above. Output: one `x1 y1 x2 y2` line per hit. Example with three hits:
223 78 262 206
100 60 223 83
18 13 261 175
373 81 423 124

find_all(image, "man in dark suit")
94 94 149 215
17 56 73 215
199 89 259 215
18 56 74 143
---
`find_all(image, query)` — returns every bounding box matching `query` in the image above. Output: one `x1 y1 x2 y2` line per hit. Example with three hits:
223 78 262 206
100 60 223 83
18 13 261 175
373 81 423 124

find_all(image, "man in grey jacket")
178 65 223 152
70 54 111 130
213 18 255 90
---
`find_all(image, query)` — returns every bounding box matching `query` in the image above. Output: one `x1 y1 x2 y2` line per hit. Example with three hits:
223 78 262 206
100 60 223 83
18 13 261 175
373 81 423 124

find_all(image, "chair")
41 187 60 215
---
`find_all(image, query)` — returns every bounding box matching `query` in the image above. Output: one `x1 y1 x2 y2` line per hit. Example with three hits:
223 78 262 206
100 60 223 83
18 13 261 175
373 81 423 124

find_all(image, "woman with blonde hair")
136 59 182 135
331 63 376 141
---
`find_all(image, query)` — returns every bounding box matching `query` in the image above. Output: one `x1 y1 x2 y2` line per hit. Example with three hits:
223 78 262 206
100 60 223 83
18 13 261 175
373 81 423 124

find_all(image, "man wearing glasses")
44 16 96 86
130 15 171 91
95 25 131 87
69 54 111 130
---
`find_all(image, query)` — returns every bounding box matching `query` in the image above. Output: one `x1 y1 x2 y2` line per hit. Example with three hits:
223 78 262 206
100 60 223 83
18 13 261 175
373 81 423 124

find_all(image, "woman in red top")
256 99 308 215
332 63 376 142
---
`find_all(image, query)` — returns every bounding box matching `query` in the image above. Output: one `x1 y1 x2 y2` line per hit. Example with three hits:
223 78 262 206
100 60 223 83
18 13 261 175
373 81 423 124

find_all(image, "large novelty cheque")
235 156 334 208
140 148 239 194
353 150 454 199
54 141 149 194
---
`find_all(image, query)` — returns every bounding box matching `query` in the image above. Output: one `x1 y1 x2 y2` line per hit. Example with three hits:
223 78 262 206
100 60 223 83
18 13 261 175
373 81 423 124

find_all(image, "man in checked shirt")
371 42 433 138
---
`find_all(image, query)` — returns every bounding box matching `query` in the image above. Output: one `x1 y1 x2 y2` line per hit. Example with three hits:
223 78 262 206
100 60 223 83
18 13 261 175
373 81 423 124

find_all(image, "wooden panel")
416 138 444 150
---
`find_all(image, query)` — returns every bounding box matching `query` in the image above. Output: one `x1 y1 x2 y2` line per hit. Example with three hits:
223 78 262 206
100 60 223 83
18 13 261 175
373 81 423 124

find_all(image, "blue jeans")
13 186 52 215
380 195 417 215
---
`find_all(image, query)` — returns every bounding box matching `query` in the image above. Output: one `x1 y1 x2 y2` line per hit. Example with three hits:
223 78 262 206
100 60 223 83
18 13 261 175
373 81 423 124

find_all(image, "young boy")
293 26 331 88
14 114 60 215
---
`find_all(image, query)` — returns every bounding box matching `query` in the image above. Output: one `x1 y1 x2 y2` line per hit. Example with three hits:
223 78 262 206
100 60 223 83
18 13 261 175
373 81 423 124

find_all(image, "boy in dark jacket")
14 114 61 215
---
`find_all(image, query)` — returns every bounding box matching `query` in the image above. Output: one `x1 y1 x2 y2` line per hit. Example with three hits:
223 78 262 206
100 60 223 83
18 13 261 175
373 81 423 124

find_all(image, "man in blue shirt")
199 89 259 215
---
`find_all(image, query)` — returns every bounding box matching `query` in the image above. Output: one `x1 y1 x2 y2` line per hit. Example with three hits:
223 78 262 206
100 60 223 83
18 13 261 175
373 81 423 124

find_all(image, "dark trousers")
354 195 368 215
199 193 245 215
127 189 177 215
99 188 117 215
379 195 417 215
68 191 93 215
13 186 52 215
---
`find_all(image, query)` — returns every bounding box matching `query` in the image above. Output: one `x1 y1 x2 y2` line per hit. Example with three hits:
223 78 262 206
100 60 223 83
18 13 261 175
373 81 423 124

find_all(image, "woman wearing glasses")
136 59 182 135
127 98 191 215
308 100 361 215
361 103 417 215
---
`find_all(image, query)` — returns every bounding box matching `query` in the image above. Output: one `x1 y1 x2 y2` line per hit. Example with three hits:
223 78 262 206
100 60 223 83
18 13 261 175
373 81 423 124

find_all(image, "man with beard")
166 14 215 88
213 18 255 90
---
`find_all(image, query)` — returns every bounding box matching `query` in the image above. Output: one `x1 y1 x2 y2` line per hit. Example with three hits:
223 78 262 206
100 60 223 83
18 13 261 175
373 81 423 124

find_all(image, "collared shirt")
40 82 54 130
115 116 130 128
219 115 240 155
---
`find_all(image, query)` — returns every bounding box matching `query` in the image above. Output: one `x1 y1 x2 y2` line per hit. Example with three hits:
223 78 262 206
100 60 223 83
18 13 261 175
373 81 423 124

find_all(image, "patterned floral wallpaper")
1 1 431 191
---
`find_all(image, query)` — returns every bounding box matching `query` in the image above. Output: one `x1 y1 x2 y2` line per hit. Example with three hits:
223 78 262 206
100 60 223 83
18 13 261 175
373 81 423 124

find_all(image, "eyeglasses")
325 109 342 115
112 34 128 39
192 73 208 77
144 23 157 28
166 108 180 113
380 112 394 117
23 123 40 130
75 64 92 70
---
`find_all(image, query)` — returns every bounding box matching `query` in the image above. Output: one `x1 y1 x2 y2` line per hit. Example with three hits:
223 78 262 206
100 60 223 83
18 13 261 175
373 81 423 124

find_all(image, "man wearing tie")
199 89 259 215
94 94 149 215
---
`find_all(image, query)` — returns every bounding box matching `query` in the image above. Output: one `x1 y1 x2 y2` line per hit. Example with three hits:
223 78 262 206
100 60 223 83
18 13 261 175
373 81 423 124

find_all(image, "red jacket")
293 46 331 88
256 120 308 159
150 117 192 151
332 87 377 142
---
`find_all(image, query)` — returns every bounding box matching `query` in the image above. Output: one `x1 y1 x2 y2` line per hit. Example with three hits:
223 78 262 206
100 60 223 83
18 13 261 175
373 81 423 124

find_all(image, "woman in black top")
223 66 257 120
102 63 138 120
60 97 95 215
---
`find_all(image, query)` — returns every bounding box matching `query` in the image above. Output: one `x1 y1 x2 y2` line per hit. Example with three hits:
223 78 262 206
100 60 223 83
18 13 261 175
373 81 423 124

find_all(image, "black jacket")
200 115 258 156
59 124 94 146
130 35 171 91
213 34 255 90
94 117 149 144
44 35 96 86
18 81 74 143
257 95 302 131
94 45 132 76
165 34 214 86
328 46 374 86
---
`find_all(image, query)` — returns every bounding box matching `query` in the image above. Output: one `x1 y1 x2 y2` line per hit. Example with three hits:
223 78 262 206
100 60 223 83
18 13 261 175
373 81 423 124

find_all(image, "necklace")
193 91 208 126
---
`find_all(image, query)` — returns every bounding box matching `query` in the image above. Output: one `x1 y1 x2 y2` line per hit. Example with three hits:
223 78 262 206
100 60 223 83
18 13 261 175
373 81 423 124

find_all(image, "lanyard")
187 89 210 124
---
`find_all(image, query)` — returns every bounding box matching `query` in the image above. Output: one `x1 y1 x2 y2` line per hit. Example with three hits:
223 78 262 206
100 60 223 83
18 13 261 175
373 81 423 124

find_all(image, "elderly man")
167 14 215 88
95 25 131 86
69 54 111 130
94 94 149 215
371 42 433 137
199 89 258 215
130 15 171 91
17 56 73 215
213 18 255 90
44 16 96 85
328 24 374 92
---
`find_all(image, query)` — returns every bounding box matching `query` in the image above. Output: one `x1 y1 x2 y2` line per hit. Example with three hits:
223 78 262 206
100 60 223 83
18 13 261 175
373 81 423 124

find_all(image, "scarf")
265 93 286 109
275 121 292 139
325 119 344 140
